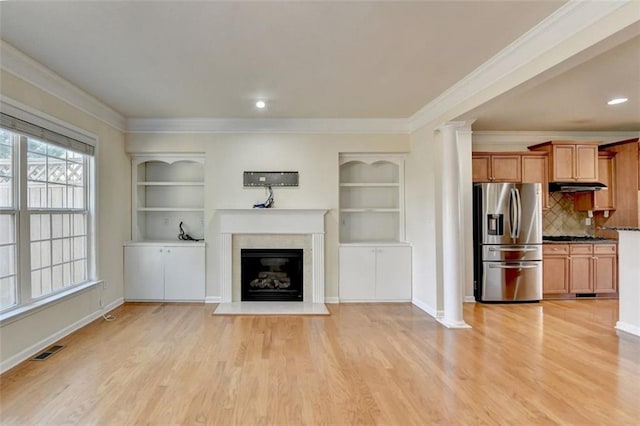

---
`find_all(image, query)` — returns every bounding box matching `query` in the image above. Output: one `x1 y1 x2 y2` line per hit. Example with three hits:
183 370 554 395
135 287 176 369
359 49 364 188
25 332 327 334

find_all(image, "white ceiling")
463 29 640 131
0 1 567 120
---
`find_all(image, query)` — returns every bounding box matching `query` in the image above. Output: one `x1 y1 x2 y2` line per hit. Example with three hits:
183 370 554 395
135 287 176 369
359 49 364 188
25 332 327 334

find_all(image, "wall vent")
32 345 65 361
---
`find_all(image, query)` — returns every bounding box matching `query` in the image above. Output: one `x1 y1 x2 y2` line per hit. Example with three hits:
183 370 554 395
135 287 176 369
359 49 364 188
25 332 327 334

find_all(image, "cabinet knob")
159 249 163 253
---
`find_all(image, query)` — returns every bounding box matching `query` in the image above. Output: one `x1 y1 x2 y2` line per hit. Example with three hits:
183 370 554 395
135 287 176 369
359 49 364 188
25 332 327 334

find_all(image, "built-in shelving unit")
339 154 405 243
131 154 205 241
338 153 411 302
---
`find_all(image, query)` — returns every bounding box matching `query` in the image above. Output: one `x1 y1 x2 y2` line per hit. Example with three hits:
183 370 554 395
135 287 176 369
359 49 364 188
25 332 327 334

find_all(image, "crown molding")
408 0 635 132
125 117 409 134
473 130 640 146
0 40 126 132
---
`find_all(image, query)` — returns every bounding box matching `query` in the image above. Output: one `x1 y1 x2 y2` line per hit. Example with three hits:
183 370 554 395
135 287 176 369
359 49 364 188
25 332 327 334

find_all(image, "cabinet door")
593 254 617 293
491 155 522 182
472 156 491 182
163 246 205 301
575 145 598 181
339 246 376 300
124 246 164 300
543 256 569 294
522 155 549 210
375 246 412 300
552 145 575 181
569 255 593 293
594 156 615 210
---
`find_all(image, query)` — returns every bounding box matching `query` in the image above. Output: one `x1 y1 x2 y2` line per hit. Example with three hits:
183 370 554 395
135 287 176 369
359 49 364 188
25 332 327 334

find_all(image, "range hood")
548 182 606 193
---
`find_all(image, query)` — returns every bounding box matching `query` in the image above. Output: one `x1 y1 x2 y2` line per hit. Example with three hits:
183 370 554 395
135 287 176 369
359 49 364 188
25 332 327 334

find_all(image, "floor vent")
32 345 65 361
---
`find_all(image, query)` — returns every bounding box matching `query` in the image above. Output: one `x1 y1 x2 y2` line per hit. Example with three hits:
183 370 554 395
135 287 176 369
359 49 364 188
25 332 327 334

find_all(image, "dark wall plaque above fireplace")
241 249 303 301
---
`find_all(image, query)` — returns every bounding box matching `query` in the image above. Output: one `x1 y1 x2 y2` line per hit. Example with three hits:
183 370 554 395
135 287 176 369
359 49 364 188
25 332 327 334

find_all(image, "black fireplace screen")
241 249 303 301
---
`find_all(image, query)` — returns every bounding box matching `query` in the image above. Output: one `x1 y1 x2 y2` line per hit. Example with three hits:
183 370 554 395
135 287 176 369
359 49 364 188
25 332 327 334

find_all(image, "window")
0 130 17 309
0 111 95 313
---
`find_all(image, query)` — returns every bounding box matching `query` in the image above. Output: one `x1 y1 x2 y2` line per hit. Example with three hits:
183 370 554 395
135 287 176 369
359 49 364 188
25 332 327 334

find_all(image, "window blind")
0 112 95 156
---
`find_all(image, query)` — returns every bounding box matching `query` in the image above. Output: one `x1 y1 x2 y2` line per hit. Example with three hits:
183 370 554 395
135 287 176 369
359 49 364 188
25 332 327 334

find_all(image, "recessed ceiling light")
607 97 628 105
255 100 266 109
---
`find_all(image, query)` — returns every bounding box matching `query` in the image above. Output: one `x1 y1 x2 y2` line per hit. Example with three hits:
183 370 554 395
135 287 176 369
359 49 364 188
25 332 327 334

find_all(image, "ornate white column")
220 233 233 303
437 121 473 329
312 233 325 303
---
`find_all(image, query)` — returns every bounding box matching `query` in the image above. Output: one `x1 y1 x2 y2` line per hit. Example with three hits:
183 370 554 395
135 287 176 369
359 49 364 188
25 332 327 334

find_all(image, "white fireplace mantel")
216 209 328 304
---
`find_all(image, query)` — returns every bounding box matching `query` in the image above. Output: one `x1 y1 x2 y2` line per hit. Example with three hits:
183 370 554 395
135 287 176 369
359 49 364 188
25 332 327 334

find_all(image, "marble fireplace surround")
216 209 328 305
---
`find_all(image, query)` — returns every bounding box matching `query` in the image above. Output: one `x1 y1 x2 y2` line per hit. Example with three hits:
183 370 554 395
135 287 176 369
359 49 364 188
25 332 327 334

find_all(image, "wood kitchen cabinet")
574 152 616 212
528 141 600 182
543 244 570 294
522 153 550 210
472 153 521 182
543 243 617 297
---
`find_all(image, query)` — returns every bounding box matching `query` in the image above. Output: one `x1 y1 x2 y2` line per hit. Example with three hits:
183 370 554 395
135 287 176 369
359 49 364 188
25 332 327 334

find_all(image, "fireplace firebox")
241 249 303 301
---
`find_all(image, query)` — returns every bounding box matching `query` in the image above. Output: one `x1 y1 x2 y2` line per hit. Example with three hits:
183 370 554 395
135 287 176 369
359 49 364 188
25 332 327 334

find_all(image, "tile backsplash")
543 192 593 236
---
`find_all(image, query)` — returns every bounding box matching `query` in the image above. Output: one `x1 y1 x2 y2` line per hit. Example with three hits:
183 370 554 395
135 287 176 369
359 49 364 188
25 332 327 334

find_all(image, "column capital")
436 119 476 133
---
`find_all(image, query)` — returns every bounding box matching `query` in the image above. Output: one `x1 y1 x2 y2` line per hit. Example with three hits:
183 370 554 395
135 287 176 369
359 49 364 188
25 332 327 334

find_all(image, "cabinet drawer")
543 244 569 255
570 244 593 255
594 244 617 255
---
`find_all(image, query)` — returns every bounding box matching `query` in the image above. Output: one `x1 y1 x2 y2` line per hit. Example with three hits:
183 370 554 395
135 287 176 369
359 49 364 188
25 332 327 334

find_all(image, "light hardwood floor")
1 300 639 424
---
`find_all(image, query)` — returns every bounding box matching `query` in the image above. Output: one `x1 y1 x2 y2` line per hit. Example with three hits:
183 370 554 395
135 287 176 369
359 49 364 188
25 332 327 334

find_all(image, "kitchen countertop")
542 237 617 244
599 227 640 232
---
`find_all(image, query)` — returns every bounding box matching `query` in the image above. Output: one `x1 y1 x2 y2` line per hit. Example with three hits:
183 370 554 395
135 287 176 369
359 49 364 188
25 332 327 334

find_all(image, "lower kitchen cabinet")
543 243 617 297
543 244 570 294
124 242 205 301
339 244 411 301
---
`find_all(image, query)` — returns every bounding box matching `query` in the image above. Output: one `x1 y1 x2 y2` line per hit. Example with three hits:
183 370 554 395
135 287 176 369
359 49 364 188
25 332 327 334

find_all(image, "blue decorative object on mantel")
253 185 274 209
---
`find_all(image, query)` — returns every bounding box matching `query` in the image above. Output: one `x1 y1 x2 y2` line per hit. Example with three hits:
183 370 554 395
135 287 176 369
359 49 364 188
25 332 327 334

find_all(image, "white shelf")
137 207 204 212
339 183 400 187
137 182 204 186
340 208 400 213
132 154 205 241
339 154 405 244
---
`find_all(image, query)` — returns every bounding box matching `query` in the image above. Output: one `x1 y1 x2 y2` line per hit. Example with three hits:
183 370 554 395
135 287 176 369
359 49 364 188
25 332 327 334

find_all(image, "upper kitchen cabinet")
574 152 616 212
521 152 550 210
528 141 600 182
472 153 521 182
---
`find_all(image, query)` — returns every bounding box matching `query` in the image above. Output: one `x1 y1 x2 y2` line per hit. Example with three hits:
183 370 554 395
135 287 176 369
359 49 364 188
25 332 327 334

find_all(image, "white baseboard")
615 321 640 337
204 296 221 304
411 298 441 318
0 304 116 374
102 297 123 313
324 297 340 304
464 296 476 303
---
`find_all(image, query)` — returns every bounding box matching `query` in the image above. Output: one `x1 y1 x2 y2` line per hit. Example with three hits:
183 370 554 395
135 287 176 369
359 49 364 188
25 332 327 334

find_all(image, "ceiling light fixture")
255 100 266 109
607 97 628 105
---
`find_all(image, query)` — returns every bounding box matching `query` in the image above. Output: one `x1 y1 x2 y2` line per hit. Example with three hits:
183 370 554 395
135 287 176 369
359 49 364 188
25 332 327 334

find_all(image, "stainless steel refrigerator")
473 183 542 303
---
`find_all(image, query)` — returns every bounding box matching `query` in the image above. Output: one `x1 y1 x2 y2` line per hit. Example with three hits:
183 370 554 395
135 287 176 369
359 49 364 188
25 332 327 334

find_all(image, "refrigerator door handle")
516 187 522 238
488 264 539 269
509 188 517 239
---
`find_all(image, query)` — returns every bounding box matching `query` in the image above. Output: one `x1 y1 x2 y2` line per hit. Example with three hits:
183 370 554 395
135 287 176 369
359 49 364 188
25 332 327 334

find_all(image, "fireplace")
241 249 303 301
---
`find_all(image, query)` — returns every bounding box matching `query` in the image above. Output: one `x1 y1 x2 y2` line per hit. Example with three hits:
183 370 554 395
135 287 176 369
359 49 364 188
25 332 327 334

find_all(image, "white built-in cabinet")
338 154 412 301
124 243 205 301
125 154 206 302
339 245 411 301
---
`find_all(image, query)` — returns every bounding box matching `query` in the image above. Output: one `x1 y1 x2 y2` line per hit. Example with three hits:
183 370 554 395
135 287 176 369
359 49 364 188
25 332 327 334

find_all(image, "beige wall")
126 132 410 300
405 125 440 314
0 70 130 367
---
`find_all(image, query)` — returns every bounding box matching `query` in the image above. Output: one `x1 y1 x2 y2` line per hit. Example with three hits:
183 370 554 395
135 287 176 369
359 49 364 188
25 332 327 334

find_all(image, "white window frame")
0 133 19 310
0 99 97 318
